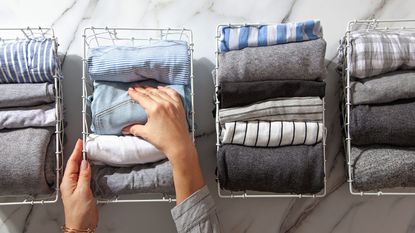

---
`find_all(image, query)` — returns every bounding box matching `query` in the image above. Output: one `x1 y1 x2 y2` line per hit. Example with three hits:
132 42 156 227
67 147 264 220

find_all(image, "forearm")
168 143 205 204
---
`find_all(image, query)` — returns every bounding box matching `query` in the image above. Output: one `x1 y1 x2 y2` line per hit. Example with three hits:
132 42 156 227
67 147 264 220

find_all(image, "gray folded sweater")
91 159 175 198
351 71 415 105
217 143 324 194
217 39 326 83
351 145 415 191
350 99 415 146
0 83 55 108
0 127 55 196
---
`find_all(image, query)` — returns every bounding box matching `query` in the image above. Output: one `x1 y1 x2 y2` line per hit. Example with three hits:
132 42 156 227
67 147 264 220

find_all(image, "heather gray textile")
171 186 222 233
0 104 56 129
351 71 415 105
219 97 323 124
217 143 324 194
350 99 415 146
0 127 55 195
218 80 326 108
91 159 174 198
0 83 55 108
351 146 415 191
217 39 326 83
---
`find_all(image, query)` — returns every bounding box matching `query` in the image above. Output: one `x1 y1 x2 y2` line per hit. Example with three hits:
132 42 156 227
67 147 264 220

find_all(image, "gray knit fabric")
0 104 56 129
351 71 415 105
0 127 55 195
350 99 415 146
218 80 326 108
91 159 174 198
351 146 415 191
0 83 55 108
217 143 324 194
217 39 326 83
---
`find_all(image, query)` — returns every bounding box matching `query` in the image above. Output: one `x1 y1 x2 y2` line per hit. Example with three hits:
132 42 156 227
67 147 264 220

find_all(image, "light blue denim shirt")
89 80 192 135
87 40 190 85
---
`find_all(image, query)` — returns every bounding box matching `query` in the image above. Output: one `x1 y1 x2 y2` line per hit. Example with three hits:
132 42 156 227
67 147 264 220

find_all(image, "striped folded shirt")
219 19 323 53
219 97 324 123
221 121 323 147
87 40 190 85
0 38 60 83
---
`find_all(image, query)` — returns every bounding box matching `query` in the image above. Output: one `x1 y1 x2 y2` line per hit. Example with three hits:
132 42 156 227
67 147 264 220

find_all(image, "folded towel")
91 159 175 198
219 97 323 124
0 38 60 83
351 145 415 191
87 40 190 85
86 134 166 166
90 80 192 135
218 80 326 108
217 38 326 83
218 19 323 53
0 83 55 108
221 121 323 147
0 103 56 129
217 143 324 194
0 127 55 195
350 99 415 146
347 30 415 78
351 71 415 105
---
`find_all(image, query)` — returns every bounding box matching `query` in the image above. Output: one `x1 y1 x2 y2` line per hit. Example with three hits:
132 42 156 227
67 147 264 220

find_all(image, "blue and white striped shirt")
0 38 59 83
87 40 190 85
219 19 323 53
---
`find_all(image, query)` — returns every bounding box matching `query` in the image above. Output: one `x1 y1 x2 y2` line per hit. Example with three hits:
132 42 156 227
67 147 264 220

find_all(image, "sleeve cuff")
171 186 216 232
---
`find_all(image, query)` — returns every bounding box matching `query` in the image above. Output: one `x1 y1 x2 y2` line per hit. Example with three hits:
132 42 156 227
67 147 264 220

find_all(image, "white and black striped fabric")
0 38 59 83
221 121 323 147
219 97 323 123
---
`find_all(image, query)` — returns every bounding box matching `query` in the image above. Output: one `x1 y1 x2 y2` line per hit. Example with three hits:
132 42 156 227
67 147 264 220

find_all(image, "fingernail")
81 160 88 170
122 129 130 135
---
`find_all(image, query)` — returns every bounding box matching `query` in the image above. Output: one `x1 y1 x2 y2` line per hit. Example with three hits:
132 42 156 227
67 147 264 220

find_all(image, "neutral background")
1 0 415 232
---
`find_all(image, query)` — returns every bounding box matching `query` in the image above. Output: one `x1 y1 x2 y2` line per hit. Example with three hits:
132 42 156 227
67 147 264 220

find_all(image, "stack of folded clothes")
0 38 60 196
86 40 192 198
338 30 415 191
215 20 326 194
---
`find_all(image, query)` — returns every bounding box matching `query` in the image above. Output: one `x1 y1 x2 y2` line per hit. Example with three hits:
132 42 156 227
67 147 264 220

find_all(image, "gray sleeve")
171 186 222 233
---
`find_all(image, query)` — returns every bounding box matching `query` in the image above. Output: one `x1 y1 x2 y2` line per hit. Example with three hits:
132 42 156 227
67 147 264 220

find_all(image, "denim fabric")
90 80 192 135
87 40 190 85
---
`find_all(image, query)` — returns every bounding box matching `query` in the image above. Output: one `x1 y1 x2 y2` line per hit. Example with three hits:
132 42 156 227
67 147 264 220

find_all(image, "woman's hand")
123 86 204 204
60 139 98 230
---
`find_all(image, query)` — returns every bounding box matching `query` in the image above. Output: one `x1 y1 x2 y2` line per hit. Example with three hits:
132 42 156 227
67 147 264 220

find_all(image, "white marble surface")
1 0 415 232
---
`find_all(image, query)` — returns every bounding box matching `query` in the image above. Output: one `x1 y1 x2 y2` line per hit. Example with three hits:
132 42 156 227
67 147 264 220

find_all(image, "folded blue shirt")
87 40 190 85
0 38 60 83
219 19 323 53
89 80 192 135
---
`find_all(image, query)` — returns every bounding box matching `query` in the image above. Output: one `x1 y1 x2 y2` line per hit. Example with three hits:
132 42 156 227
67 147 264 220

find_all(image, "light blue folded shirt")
87 40 190 85
89 80 192 135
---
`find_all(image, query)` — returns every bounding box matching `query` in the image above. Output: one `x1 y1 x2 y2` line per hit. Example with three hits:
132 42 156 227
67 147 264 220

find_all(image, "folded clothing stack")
216 20 326 194
87 40 193 197
0 38 59 196
338 30 415 191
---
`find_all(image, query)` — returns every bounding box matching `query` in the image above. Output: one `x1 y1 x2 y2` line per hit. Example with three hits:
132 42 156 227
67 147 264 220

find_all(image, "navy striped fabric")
0 38 59 83
219 19 323 53
87 40 190 85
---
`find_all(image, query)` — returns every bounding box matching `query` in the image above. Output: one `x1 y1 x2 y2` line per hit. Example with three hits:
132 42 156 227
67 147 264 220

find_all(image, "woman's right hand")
122 85 204 204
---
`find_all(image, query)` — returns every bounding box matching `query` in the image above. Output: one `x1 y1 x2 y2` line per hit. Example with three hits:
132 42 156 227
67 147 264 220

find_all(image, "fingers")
123 124 147 139
77 160 92 190
63 139 83 180
128 86 156 110
158 86 182 103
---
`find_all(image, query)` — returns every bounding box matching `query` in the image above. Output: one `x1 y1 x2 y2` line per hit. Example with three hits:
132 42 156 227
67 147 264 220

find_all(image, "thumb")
123 124 147 138
77 160 91 190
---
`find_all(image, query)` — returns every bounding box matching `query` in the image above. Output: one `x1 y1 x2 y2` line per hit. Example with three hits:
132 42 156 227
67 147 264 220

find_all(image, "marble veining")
1 0 415 232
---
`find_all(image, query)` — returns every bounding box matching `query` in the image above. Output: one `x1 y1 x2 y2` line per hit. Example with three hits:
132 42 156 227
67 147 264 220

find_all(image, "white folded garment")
86 134 166 167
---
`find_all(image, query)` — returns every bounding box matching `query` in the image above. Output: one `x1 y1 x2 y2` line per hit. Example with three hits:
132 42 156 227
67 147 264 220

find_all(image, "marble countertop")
1 0 415 232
